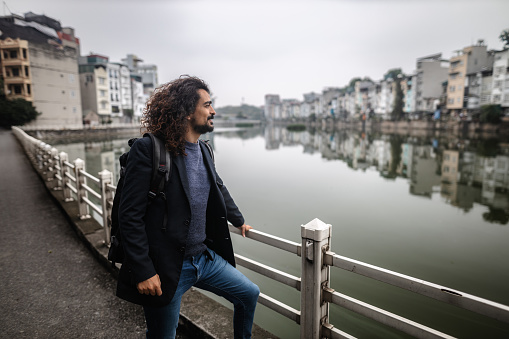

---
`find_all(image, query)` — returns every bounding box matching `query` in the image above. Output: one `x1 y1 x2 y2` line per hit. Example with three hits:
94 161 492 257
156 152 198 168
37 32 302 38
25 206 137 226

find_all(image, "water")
49 125 509 338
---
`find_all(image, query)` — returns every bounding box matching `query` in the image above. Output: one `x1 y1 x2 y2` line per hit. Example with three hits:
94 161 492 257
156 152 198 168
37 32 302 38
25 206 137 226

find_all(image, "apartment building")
414 53 449 114
0 13 82 127
491 48 509 114
122 54 158 94
446 41 494 115
79 54 110 123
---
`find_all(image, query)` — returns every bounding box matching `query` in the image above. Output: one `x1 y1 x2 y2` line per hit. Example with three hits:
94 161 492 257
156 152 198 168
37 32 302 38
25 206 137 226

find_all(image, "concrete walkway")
0 128 190 338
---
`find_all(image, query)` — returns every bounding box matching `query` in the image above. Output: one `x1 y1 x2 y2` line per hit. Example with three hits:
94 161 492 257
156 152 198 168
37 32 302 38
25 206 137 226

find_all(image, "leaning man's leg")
195 249 260 339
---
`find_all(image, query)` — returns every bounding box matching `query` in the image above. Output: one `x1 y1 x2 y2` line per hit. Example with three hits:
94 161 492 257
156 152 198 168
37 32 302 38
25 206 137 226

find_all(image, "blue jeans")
143 249 259 339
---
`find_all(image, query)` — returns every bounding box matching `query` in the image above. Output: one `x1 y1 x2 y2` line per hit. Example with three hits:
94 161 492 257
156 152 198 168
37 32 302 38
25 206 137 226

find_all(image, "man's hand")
239 224 253 237
137 274 162 296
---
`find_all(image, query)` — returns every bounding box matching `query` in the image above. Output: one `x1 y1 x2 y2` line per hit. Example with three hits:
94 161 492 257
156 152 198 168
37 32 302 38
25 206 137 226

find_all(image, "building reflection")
262 124 509 224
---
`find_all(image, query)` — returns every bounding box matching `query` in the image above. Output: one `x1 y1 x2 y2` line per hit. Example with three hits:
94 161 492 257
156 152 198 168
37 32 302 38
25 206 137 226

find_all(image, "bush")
479 104 502 124
286 124 306 132
0 98 39 128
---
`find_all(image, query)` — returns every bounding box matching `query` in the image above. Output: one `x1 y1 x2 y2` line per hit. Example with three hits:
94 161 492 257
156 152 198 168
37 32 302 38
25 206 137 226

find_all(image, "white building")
491 48 509 114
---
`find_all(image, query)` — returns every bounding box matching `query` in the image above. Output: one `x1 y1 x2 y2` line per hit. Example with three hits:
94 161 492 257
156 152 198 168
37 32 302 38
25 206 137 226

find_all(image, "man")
116 76 259 338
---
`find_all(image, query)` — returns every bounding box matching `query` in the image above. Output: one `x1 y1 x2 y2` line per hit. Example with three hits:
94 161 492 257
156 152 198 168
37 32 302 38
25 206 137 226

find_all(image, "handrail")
11 126 509 339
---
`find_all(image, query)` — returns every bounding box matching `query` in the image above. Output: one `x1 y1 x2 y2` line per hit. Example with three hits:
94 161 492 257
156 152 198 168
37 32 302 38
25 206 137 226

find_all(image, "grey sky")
7 0 509 107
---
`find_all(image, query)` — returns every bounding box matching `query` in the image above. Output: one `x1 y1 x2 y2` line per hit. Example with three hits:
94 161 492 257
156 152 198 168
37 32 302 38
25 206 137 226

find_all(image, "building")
264 94 281 120
122 54 158 94
446 41 494 116
491 48 509 114
414 53 449 114
78 54 110 124
0 13 82 127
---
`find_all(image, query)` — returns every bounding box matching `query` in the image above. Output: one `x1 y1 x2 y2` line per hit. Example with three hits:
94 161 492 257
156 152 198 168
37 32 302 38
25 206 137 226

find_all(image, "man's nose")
210 106 216 115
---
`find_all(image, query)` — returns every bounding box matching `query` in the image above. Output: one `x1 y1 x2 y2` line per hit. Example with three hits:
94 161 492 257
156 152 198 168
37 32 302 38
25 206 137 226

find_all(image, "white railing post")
47 147 58 186
59 152 73 202
99 169 113 245
74 158 90 219
300 218 332 339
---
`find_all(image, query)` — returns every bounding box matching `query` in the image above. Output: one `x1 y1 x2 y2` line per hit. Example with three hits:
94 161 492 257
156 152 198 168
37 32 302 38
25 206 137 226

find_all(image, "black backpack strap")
144 133 170 201
144 133 171 232
201 140 215 163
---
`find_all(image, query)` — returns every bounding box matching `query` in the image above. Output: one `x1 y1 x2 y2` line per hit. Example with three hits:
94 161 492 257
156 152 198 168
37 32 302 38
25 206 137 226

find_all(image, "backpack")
107 133 215 266
108 133 170 266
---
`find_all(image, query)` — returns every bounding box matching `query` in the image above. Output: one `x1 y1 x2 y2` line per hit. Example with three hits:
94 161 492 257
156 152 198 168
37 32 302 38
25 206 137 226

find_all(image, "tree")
384 68 404 80
0 98 40 128
347 77 362 90
391 79 404 121
479 104 502 123
499 29 509 47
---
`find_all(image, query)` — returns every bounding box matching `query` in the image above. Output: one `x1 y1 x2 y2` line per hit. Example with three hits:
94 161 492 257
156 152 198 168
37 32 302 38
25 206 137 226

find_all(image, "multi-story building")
264 94 281 120
446 41 494 116
79 54 111 123
122 54 158 94
0 13 82 127
131 74 146 122
491 48 509 114
414 54 449 114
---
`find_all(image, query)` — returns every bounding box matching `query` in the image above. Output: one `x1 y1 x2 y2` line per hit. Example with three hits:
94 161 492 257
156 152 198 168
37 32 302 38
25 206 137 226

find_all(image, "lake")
50 124 509 338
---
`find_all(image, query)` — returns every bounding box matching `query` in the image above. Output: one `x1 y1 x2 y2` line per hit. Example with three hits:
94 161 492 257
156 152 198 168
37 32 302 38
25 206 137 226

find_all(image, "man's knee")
247 282 260 304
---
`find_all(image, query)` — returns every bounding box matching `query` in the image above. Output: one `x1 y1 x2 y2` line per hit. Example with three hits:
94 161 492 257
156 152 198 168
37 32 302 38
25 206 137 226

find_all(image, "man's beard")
191 116 214 134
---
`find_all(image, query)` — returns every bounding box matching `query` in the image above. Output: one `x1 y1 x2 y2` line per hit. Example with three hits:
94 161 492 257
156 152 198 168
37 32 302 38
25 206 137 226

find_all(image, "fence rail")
12 126 509 339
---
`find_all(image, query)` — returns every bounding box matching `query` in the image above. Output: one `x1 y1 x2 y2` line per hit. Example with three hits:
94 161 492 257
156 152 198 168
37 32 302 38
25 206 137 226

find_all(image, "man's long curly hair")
141 76 210 156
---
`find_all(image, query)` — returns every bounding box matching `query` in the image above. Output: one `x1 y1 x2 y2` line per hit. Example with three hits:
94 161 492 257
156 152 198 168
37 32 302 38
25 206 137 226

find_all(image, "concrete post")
59 152 73 202
300 218 331 339
47 147 58 184
99 169 113 245
74 158 90 219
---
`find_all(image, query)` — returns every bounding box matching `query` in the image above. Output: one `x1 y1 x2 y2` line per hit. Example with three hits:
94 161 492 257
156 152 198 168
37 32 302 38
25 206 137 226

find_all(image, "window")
27 84 31 95
495 80 503 89
493 95 501 102
11 68 20 77
22 49 27 59
13 85 22 94
9 50 17 58
505 79 509 89
101 102 106 109
72 107 77 114
24 66 29 77
70 90 76 98
504 95 509 103
98 77 105 85
69 74 75 83
457 98 462 103
449 86 455 92
100 90 106 97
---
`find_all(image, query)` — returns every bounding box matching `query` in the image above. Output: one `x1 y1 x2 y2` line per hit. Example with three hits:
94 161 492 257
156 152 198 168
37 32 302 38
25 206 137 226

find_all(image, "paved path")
0 129 188 338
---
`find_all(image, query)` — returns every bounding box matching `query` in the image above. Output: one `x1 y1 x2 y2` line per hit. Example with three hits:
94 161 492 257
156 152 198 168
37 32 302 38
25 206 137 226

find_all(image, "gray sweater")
183 141 210 257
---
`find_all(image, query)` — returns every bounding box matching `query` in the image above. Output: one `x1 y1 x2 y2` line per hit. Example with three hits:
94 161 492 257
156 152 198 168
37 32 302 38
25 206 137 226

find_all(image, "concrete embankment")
4 128 277 339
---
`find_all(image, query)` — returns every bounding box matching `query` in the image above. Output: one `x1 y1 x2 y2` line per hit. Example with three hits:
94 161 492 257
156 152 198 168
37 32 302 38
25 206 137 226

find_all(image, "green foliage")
0 97 40 128
476 138 500 157
499 29 509 47
348 77 362 90
235 123 254 128
391 80 404 121
384 68 404 80
479 104 502 123
483 207 509 225
215 104 263 120
286 124 306 132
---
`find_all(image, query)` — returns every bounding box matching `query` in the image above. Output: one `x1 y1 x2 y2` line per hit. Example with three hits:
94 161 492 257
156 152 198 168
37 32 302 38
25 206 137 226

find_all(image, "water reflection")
50 126 509 225
262 125 509 224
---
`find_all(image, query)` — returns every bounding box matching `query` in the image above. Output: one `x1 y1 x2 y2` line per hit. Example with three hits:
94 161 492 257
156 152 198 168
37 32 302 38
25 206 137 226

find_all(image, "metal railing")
12 126 509 339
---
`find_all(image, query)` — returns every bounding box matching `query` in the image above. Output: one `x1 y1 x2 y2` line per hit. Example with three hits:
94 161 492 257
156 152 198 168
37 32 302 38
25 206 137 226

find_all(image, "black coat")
116 137 244 307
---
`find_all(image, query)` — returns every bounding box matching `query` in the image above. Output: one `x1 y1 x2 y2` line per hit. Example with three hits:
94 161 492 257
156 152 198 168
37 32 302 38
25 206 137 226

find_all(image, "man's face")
189 89 215 134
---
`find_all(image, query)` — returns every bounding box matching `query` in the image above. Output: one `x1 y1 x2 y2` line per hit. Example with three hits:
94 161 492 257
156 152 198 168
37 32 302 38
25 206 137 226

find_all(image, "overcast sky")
7 0 509 107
